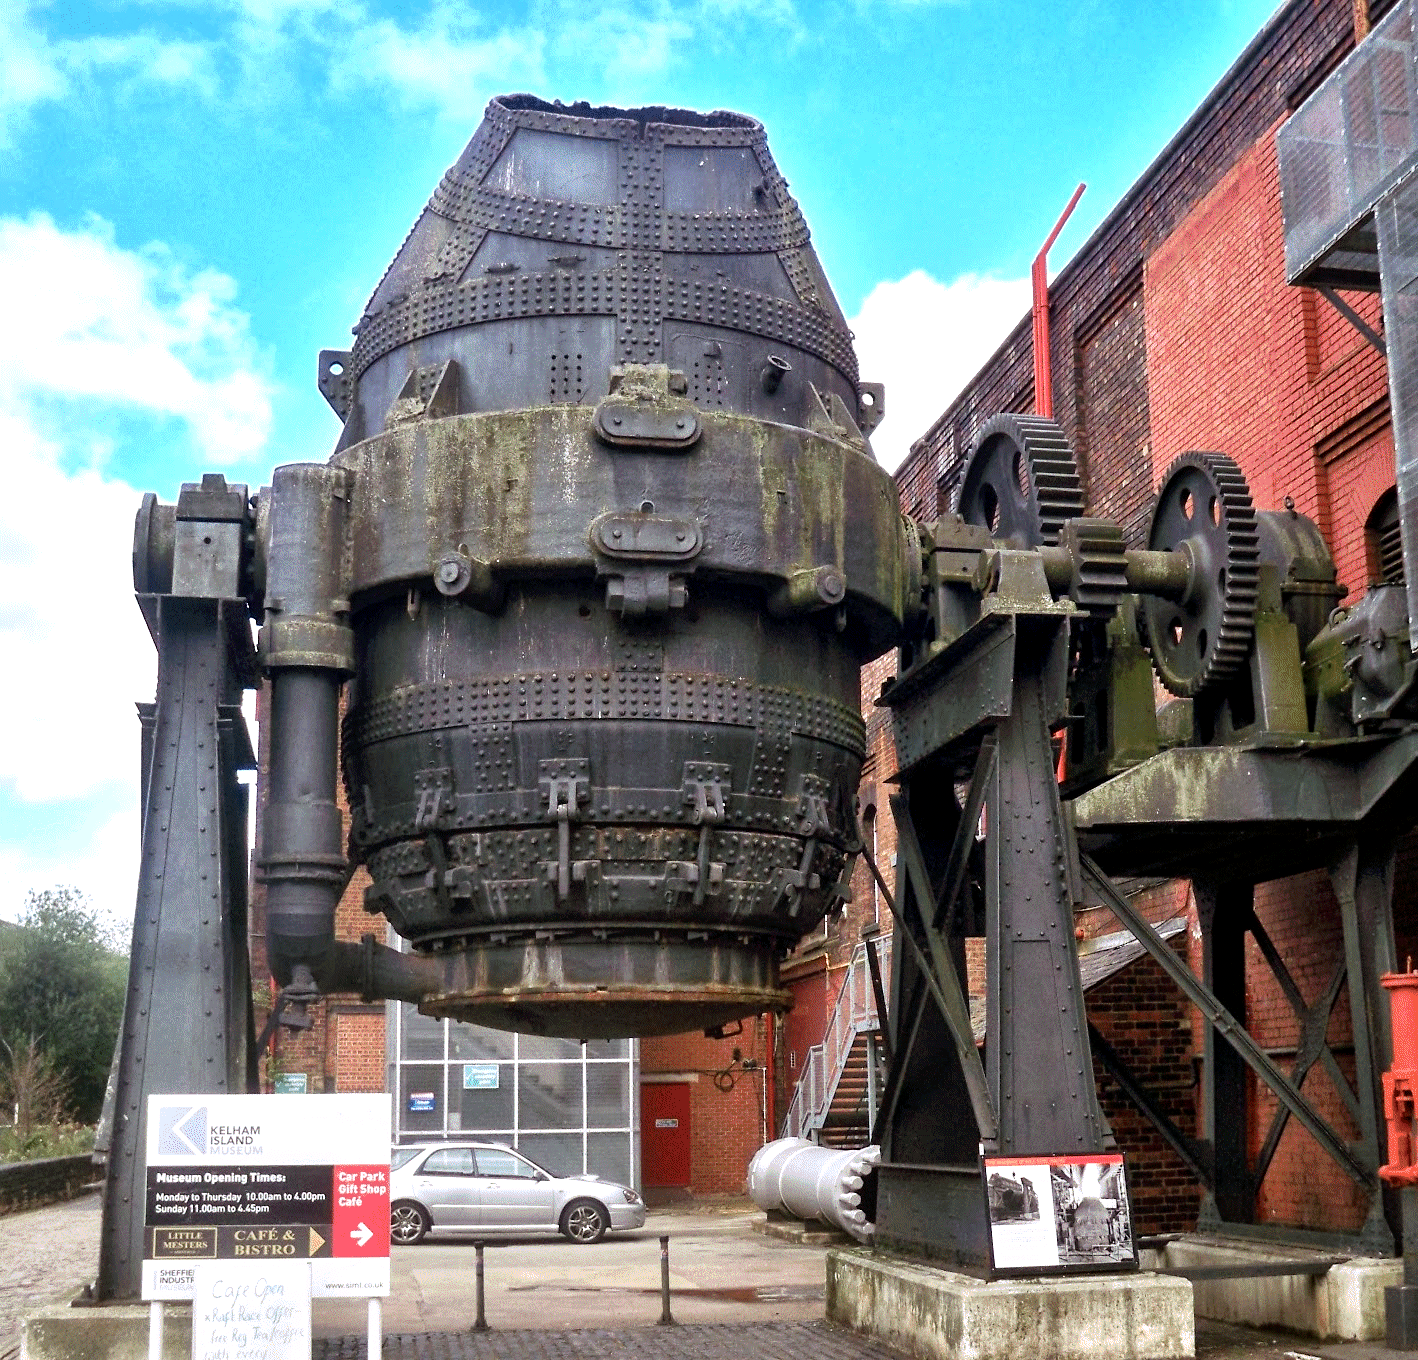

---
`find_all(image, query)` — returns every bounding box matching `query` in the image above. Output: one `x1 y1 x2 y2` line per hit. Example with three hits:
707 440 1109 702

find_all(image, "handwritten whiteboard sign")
191 1261 311 1360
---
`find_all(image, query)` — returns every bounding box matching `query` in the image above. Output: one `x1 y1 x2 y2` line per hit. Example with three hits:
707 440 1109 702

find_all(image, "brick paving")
0 1189 101 1356
315 1321 904 1358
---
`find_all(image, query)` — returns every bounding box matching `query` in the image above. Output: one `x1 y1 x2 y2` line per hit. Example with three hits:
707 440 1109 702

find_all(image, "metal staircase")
781 935 891 1144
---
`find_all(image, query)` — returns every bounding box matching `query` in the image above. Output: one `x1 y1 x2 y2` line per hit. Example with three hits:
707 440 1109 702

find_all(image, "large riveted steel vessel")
255 96 915 1037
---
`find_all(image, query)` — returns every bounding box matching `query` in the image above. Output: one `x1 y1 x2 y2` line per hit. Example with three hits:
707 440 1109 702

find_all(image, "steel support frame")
96 595 257 1300
1080 853 1394 1254
872 611 1109 1265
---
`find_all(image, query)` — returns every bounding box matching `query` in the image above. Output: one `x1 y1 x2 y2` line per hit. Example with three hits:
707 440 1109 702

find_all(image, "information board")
462 1063 499 1089
142 1092 391 1300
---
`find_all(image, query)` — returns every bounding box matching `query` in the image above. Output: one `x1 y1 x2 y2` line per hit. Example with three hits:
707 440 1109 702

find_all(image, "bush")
0 887 126 1124
0 1120 94 1163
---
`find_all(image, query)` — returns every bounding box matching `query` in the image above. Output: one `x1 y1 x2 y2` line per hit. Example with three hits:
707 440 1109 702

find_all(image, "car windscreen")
390 1147 422 1171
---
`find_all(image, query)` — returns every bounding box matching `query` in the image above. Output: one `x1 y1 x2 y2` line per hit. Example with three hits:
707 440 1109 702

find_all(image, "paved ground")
315 1323 903 1359
3 1189 1414 1359
0 1189 104 1357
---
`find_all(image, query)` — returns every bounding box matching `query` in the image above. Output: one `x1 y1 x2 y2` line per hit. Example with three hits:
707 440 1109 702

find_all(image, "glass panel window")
450 1024 515 1061
401 1004 445 1061
517 1034 584 1061
586 1132 632 1188
518 1132 583 1177
518 1064 583 1129
582 1038 630 1060
388 1009 636 1175
458 1073 514 1132
399 1065 444 1136
585 1064 628 1127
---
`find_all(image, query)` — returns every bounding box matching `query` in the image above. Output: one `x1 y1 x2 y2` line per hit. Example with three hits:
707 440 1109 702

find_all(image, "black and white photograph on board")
1049 1157 1134 1266
981 1153 1137 1276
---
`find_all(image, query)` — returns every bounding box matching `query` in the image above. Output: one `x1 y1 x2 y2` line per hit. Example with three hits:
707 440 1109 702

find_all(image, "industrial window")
1367 488 1405 586
388 1002 639 1188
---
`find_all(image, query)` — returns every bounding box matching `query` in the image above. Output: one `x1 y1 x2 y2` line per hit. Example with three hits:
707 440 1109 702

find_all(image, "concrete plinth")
22 1302 191 1360
1156 1235 1400 1341
826 1247 1194 1360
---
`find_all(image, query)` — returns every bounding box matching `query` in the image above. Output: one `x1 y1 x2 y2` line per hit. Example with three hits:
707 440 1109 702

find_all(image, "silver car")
388 1142 646 1245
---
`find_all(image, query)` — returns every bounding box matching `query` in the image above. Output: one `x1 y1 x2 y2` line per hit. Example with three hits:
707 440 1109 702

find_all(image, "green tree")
0 887 127 1123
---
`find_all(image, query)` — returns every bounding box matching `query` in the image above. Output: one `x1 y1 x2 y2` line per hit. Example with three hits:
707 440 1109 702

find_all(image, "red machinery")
1381 968 1418 1185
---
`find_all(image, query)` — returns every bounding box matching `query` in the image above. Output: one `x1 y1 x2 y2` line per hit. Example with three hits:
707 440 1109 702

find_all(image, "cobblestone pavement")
0 1188 102 1357
316 1322 903 1358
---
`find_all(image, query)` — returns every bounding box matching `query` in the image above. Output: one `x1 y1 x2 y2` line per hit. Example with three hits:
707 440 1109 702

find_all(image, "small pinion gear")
1140 451 1260 698
956 413 1086 548
1055 518 1129 619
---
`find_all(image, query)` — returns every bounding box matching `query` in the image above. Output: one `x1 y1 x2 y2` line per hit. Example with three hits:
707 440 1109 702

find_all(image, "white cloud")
4 0 791 140
0 214 271 464
0 0 66 147
548 4 691 80
0 215 271 928
62 33 217 93
332 9 547 120
849 268 1031 472
0 0 218 150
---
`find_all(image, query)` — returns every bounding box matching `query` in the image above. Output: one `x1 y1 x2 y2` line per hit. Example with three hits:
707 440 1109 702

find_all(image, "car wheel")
391 1201 430 1245
560 1198 609 1244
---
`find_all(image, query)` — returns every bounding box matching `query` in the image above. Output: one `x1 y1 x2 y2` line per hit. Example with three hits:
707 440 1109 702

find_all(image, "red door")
641 1082 692 1187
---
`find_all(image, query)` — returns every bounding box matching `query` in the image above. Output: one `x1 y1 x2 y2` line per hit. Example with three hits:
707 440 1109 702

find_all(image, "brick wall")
1089 948 1202 1236
640 1016 772 1195
0 1154 97 1215
1143 126 1390 547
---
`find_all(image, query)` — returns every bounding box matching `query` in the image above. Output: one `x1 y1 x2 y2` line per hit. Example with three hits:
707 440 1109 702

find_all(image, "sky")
0 0 1283 936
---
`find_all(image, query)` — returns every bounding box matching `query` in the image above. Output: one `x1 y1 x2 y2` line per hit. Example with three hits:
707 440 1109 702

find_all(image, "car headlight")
623 1188 641 1204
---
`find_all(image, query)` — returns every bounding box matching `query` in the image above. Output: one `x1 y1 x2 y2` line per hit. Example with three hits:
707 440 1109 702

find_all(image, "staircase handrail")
781 934 892 1141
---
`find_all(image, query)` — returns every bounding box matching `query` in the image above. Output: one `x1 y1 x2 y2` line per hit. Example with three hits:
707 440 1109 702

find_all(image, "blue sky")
0 0 1279 933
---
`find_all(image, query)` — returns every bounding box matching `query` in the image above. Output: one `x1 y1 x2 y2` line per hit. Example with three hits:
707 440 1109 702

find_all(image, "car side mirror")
535 1170 550 1181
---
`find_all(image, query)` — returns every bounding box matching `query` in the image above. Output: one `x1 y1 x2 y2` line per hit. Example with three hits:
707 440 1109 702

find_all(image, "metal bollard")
473 1241 489 1332
658 1234 675 1325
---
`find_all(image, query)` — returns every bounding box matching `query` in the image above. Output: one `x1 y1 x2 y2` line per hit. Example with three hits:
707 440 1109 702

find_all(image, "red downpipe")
1032 182 1086 419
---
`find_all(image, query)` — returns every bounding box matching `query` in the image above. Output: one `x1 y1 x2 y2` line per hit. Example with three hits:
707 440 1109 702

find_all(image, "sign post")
141 1093 391 1355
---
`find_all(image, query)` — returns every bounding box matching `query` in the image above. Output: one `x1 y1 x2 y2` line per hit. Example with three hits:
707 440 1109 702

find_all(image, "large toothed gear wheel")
956 413 1086 547
1140 451 1260 698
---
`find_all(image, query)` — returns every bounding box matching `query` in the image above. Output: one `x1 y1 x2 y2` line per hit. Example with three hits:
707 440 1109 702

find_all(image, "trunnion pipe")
258 463 354 985
747 1137 880 1244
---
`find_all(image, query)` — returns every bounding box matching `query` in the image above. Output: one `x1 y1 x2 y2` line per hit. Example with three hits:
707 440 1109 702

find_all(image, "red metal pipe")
1032 182 1086 419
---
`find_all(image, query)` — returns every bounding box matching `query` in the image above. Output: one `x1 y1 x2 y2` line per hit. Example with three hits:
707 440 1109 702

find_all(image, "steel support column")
96 596 256 1300
1197 880 1254 1227
874 612 1109 1264
1332 836 1401 1253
